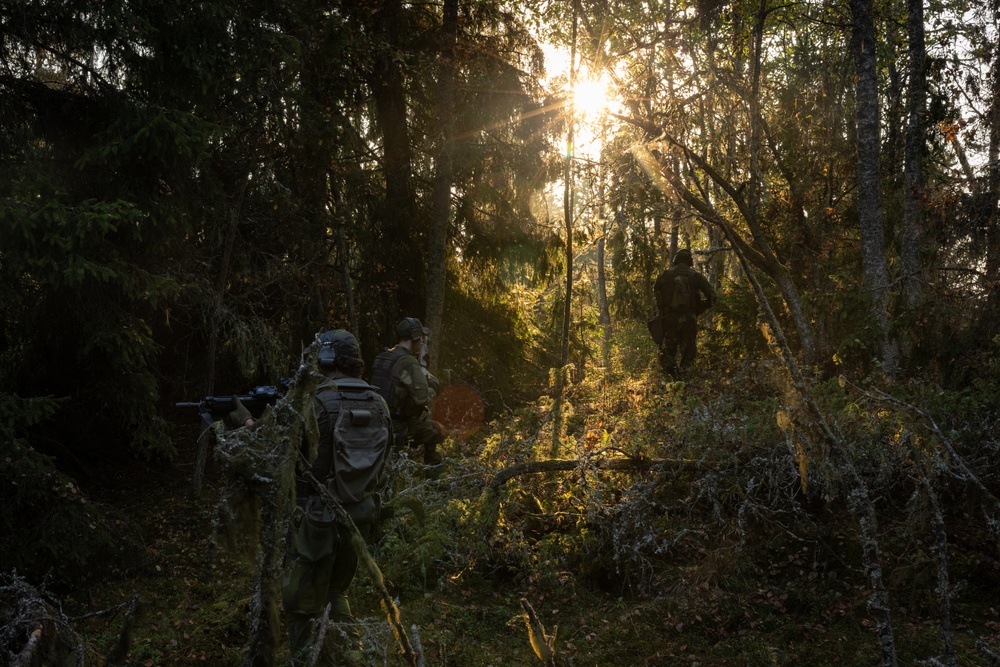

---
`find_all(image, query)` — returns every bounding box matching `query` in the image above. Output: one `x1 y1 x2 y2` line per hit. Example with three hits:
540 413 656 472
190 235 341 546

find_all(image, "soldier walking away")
370 317 446 468
282 329 392 666
653 248 716 378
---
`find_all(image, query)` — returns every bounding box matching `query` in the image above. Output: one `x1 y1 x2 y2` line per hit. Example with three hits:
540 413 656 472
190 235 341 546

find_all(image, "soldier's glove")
226 395 253 428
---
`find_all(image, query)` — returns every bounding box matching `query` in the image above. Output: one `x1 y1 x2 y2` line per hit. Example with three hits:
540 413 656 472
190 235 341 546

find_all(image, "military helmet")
396 317 429 341
317 329 362 368
673 248 693 266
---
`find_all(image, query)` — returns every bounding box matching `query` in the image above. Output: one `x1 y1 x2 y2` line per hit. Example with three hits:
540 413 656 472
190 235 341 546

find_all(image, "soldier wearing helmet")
370 317 445 467
653 248 716 377
283 329 392 665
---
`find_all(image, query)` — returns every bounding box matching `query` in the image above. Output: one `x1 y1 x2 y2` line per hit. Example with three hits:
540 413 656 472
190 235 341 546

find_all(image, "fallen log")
488 456 707 491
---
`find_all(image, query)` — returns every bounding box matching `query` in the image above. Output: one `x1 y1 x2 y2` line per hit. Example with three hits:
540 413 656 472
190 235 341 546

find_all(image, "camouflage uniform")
370 319 445 466
653 249 716 376
282 364 390 666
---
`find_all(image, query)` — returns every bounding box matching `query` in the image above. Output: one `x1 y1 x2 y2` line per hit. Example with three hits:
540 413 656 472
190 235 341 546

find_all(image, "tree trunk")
560 7 577 370
900 0 926 309
850 0 898 376
371 0 423 317
425 0 458 376
336 213 358 335
205 176 249 395
984 13 1000 336
597 235 611 368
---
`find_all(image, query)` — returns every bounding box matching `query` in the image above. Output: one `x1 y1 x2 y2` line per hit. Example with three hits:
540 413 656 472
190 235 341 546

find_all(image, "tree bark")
371 0 423 316
597 123 612 371
560 5 577 370
901 0 926 309
204 176 249 396
850 0 898 375
425 0 458 376
984 14 1000 336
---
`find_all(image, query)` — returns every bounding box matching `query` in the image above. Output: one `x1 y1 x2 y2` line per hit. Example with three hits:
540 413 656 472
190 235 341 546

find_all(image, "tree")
900 0 927 310
426 0 459 375
850 0 898 376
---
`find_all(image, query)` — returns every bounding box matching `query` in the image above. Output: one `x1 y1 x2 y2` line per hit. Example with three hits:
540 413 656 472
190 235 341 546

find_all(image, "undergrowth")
5 324 1000 665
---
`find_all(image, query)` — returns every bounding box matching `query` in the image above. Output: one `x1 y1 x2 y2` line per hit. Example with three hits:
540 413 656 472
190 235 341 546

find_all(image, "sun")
572 74 611 118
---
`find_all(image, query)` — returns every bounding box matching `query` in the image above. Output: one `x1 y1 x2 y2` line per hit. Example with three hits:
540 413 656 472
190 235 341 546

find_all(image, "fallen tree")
488 456 707 491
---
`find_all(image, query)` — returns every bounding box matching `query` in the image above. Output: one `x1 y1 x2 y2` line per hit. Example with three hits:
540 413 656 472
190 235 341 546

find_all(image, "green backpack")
669 274 694 313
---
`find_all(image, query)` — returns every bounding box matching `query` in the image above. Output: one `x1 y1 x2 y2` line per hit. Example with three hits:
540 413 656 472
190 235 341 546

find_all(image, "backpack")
316 378 391 506
666 272 699 314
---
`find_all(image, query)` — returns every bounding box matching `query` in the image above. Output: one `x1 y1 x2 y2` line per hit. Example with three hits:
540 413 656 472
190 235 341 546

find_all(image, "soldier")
370 317 445 467
653 248 716 377
282 329 392 666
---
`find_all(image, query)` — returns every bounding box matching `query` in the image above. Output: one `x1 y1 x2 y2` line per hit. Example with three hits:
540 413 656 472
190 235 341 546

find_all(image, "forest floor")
61 367 1000 666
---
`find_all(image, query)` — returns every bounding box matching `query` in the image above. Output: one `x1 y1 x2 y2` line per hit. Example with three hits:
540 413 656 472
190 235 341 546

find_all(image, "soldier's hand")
226 396 254 428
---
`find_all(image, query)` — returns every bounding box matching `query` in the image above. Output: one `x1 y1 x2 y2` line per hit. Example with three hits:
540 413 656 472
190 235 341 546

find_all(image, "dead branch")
976 637 1000 666
521 598 557 667
489 456 705 491
306 604 333 667
410 625 426 667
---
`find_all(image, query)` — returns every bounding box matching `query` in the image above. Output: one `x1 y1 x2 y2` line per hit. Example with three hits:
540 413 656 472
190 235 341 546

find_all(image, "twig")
976 636 1000 666
306 604 332 667
850 384 1000 512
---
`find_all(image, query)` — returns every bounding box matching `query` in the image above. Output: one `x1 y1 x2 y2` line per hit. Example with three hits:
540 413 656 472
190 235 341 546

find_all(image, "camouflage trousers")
659 313 699 377
392 413 445 465
282 501 360 666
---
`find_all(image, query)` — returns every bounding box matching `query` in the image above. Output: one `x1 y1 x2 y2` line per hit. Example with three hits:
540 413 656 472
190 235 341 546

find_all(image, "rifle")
417 329 441 393
176 379 292 431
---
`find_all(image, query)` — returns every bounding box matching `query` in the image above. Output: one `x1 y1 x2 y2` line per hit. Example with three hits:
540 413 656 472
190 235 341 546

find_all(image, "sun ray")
572 74 611 118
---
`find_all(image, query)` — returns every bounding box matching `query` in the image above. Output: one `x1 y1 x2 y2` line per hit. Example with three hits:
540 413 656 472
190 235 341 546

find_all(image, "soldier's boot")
423 442 442 466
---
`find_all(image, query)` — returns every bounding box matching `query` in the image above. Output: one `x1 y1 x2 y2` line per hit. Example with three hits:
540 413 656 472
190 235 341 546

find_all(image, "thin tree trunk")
851 0 898 376
597 121 612 370
336 215 358 335
205 176 249 396
984 18 1000 336
553 2 578 461
747 0 767 220
597 235 611 369
560 5 577 370
901 0 926 309
194 174 247 497
718 209 899 667
425 0 458 376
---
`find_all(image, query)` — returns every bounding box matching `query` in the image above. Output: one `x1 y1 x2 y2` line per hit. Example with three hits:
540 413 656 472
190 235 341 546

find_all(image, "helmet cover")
318 329 362 367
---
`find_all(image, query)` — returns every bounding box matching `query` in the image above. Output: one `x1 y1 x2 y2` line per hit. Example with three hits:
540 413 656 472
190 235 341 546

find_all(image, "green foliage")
0 394 143 586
